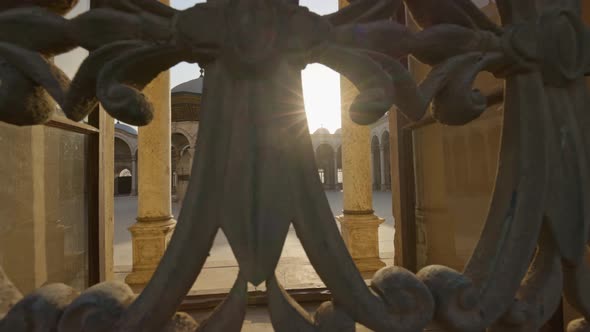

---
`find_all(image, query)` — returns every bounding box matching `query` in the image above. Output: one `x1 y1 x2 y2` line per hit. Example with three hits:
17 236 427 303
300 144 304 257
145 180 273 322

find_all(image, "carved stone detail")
125 219 175 285
337 213 385 274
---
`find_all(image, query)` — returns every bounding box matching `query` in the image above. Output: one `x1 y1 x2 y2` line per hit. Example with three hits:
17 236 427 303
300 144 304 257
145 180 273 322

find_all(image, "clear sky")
170 0 341 133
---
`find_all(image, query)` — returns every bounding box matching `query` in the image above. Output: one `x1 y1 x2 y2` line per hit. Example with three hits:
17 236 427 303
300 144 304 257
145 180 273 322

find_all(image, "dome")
313 128 331 135
115 122 137 135
334 128 342 135
172 77 204 95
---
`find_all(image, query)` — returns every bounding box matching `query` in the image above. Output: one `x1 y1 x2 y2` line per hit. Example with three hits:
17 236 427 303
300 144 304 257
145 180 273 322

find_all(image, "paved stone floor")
114 191 395 293
189 306 376 331
188 307 443 331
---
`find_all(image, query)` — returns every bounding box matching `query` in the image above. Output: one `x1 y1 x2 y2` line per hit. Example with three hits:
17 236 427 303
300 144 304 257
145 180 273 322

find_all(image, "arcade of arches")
112 75 397 287
114 124 137 196
113 77 202 202
115 89 393 202
311 121 391 192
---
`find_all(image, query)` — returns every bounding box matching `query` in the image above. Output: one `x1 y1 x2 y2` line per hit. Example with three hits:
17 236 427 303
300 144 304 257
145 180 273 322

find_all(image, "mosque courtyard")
114 191 395 293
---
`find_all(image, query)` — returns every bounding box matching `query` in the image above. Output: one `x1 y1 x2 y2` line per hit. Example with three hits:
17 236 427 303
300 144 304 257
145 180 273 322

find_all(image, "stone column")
336 0 383 273
380 146 386 191
125 27 175 285
336 77 385 275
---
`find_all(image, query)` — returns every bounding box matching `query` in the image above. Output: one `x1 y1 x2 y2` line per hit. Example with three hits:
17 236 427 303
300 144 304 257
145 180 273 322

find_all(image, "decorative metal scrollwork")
1 0 590 331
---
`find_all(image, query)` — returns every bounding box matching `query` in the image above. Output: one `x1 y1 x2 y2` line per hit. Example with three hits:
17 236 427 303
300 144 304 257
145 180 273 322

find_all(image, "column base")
336 213 385 276
354 257 387 279
125 218 176 286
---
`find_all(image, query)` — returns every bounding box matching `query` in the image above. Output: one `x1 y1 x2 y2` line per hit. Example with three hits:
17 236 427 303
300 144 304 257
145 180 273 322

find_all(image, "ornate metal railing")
1 0 590 331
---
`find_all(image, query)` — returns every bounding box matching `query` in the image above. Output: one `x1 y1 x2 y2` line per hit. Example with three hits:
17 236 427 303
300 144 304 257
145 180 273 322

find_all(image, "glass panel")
0 123 89 293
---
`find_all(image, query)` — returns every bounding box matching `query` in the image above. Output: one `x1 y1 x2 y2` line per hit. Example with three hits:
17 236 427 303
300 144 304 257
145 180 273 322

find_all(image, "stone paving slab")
114 191 395 291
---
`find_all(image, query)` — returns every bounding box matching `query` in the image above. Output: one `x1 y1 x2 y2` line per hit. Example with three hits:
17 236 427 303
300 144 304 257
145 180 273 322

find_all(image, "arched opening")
116 168 132 195
315 144 336 190
381 131 391 190
176 146 193 205
170 133 191 201
114 137 133 196
371 135 381 191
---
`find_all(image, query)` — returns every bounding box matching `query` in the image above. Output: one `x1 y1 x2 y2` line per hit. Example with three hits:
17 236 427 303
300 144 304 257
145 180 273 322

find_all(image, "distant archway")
114 137 133 195
171 133 190 197
176 146 193 205
170 132 192 202
315 144 336 190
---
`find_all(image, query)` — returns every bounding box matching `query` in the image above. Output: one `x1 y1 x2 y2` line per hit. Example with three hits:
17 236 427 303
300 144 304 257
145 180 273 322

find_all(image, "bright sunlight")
170 0 341 133
301 64 341 133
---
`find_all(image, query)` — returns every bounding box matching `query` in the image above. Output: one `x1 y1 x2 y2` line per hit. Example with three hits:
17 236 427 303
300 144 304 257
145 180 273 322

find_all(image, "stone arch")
311 138 332 153
171 132 191 199
115 137 133 195
315 143 336 190
381 130 391 190
115 138 132 171
176 147 194 205
371 135 381 190
171 127 193 144
114 130 137 154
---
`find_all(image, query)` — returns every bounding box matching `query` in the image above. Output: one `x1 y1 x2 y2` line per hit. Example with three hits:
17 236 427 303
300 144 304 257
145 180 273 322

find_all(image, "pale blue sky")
170 0 342 133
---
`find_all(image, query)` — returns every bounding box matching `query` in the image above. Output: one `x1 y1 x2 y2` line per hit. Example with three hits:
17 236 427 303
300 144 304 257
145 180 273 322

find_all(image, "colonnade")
126 0 388 283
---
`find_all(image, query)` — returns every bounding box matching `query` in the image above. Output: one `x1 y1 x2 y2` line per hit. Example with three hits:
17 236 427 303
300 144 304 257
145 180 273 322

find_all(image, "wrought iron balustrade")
1 0 590 331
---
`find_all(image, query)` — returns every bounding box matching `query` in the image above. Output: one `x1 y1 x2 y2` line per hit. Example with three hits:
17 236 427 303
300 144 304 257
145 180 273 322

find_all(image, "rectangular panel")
0 123 90 293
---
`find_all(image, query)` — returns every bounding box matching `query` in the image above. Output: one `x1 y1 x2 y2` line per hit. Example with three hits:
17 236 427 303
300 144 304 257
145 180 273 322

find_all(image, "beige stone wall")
413 107 502 270
409 5 503 270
